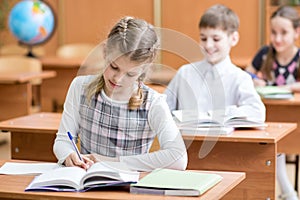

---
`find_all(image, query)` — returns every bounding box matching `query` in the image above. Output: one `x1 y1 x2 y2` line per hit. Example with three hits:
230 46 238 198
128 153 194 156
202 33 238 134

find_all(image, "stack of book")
256 86 293 99
172 109 267 135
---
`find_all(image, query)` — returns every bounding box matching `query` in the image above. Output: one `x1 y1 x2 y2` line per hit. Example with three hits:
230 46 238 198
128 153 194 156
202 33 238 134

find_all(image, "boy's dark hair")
199 4 239 34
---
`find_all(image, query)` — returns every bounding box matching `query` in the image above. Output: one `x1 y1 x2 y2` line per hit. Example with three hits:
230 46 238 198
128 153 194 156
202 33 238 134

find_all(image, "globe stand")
26 46 36 58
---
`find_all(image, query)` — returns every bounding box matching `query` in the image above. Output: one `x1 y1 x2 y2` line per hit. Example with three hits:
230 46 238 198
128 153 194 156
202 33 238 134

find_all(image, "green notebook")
130 168 223 196
256 86 293 99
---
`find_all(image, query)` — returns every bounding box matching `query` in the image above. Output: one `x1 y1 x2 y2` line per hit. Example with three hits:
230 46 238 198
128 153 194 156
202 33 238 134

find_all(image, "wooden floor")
0 132 298 199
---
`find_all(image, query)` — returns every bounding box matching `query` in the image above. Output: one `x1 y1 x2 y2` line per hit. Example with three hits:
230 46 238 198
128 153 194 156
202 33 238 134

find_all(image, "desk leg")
11 131 57 162
185 140 276 199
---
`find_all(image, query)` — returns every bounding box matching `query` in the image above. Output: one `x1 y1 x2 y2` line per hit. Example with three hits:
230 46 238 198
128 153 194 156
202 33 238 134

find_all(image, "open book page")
26 166 86 191
130 168 223 196
172 109 266 129
0 162 61 175
224 117 267 128
80 161 140 188
25 161 140 192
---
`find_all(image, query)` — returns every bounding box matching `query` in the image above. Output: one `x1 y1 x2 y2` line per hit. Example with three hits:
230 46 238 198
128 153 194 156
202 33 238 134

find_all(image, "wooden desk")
182 122 297 200
0 160 245 200
263 93 300 154
40 56 84 112
0 113 61 162
0 71 56 121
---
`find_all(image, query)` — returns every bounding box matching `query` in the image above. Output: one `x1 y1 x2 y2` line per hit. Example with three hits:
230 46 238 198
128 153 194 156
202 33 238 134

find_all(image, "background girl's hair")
86 16 159 108
198 4 239 34
262 6 300 81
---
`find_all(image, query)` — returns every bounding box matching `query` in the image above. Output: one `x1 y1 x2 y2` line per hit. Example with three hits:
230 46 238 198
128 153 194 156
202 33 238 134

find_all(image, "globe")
8 0 55 56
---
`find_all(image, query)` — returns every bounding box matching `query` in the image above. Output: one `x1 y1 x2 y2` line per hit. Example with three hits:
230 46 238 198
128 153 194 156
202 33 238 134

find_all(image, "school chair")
0 55 43 115
0 44 45 57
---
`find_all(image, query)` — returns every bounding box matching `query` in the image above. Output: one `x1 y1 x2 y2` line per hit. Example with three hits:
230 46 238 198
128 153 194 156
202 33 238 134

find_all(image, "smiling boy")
165 4 265 121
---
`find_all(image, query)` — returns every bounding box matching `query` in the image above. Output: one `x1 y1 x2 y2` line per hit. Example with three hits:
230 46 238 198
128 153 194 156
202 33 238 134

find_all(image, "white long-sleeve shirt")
165 56 266 122
53 75 187 171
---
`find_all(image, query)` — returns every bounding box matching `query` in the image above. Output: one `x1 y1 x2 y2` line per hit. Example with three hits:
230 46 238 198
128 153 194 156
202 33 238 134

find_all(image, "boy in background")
165 4 298 200
165 4 265 121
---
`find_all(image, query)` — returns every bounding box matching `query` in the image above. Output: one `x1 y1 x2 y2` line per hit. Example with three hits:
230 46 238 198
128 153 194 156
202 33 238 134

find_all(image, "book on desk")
25 161 139 192
130 168 223 196
172 110 267 134
256 86 294 99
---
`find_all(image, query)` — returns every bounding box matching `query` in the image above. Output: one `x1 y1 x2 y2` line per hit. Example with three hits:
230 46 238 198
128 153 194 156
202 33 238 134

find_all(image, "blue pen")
67 131 83 161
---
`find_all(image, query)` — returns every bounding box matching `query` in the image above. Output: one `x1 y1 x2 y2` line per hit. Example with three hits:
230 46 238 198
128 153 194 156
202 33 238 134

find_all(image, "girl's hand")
253 78 266 87
64 152 94 170
85 153 119 163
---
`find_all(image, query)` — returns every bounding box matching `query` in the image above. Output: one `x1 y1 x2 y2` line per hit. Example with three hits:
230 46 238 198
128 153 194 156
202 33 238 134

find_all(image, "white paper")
0 162 61 175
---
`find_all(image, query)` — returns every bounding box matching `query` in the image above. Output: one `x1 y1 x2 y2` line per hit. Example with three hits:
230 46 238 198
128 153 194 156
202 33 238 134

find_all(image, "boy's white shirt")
165 56 266 122
53 75 187 172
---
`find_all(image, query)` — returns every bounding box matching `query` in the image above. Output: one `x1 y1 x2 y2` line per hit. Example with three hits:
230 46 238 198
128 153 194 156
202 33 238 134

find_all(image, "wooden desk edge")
41 56 84 68
0 160 245 200
182 122 297 144
0 112 61 133
0 71 57 84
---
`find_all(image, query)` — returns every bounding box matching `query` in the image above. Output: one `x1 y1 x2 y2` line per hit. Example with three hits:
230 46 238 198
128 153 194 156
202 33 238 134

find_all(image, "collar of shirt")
202 56 234 78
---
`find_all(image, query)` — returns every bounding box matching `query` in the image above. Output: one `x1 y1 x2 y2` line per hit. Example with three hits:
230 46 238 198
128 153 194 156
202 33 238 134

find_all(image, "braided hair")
86 16 159 109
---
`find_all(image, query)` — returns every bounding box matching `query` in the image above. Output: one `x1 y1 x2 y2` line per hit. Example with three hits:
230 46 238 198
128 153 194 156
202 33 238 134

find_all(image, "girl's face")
103 55 144 99
270 16 299 53
199 27 239 65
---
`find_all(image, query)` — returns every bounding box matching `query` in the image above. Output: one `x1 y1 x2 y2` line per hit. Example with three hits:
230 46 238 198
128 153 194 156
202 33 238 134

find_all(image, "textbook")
256 86 294 99
172 110 267 129
25 161 140 192
130 168 223 196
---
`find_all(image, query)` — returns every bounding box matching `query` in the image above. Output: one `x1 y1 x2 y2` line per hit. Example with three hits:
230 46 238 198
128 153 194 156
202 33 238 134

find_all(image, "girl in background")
246 6 300 200
247 6 300 92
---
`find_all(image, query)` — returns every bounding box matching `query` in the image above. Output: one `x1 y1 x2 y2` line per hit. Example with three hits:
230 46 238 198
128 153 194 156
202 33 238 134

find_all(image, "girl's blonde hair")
262 6 300 81
85 16 159 109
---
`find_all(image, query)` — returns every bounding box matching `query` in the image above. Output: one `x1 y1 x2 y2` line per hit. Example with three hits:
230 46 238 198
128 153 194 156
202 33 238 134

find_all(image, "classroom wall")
161 0 261 69
1 0 261 69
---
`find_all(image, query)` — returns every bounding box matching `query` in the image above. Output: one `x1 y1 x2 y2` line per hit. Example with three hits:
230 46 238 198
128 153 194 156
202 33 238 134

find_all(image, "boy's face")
199 27 238 65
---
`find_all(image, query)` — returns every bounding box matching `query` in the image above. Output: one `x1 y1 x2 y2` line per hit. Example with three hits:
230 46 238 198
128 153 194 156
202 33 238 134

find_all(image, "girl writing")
53 16 188 172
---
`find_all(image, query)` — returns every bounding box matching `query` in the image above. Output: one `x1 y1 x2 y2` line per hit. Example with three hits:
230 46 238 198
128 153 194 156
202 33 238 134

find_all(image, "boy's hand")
64 152 94 170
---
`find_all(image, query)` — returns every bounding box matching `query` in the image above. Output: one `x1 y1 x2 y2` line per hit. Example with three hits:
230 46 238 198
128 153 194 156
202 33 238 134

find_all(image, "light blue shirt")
165 56 266 122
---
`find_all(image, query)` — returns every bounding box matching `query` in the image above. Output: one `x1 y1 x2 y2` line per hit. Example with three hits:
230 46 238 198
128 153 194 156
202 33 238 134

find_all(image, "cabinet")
264 0 300 45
